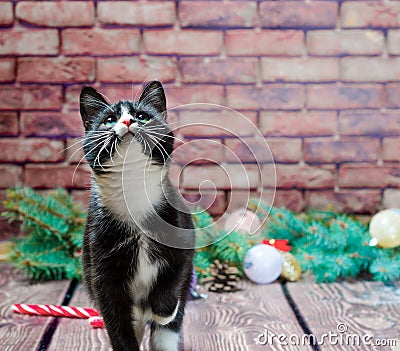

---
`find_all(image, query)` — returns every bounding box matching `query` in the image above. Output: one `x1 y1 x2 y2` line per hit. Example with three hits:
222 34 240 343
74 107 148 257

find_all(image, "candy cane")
12 303 104 328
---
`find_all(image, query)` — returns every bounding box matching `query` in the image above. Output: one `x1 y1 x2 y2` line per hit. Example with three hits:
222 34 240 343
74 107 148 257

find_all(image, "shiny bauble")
280 252 302 282
243 244 283 284
369 209 400 248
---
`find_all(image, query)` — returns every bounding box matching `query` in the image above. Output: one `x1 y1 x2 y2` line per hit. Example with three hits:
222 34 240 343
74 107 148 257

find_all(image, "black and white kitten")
80 81 195 351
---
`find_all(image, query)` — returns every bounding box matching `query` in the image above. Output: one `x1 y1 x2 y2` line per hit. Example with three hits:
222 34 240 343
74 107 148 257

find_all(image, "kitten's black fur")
80 81 195 351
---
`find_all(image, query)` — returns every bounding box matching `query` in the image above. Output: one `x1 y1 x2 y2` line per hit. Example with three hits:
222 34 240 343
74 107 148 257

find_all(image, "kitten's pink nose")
121 119 131 127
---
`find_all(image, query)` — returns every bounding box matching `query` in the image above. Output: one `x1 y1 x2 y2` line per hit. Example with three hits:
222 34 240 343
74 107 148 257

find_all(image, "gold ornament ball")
280 252 302 282
369 209 400 248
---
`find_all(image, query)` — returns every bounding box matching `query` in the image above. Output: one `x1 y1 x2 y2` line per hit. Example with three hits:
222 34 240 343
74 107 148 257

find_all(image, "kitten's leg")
150 327 180 351
149 267 189 322
82 229 95 299
150 315 183 351
150 294 186 351
94 279 139 351
132 305 150 346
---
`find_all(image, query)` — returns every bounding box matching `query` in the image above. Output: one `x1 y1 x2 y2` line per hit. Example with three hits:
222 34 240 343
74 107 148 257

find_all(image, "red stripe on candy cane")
12 304 100 319
89 316 104 328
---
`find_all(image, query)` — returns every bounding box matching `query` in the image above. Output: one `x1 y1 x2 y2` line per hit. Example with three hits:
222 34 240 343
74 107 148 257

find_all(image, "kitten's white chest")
131 240 160 303
95 139 163 224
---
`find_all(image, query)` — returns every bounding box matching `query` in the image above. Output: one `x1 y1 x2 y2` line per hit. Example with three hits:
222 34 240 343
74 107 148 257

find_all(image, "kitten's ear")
80 87 110 130
138 81 167 119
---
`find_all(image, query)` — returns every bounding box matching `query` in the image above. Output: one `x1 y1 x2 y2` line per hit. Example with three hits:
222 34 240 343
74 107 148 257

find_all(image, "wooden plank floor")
287 280 400 351
48 284 112 351
1 263 399 351
49 280 310 351
183 281 311 351
0 265 70 351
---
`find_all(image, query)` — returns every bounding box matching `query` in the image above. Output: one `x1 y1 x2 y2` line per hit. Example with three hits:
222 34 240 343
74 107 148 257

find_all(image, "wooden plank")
0 263 70 351
287 280 400 351
183 281 312 351
49 285 153 351
50 281 310 351
47 284 113 351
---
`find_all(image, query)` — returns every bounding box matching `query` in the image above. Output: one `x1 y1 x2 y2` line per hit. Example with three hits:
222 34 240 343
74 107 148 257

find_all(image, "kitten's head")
79 81 173 173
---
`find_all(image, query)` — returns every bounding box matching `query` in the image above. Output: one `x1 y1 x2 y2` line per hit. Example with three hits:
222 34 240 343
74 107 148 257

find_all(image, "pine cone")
207 260 240 293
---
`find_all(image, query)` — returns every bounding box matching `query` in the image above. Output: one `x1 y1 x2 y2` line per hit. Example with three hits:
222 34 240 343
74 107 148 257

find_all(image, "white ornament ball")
224 208 261 236
369 209 400 248
243 244 283 284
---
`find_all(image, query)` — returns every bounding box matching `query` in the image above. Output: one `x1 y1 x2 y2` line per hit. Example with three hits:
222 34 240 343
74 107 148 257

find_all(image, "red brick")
226 189 261 212
268 138 302 164
227 85 304 110
0 2 13 26
341 58 400 82
25 165 90 189
17 57 95 83
248 189 304 212
165 85 225 108
98 1 175 26
65 84 141 110
173 139 224 165
263 165 335 189
0 85 62 110
341 2 400 28
0 112 18 136
260 1 338 29
307 30 384 56
272 190 304 212
181 190 226 216
66 138 86 164
70 190 90 210
388 30 400 55
339 164 400 188
179 2 256 28
98 57 177 83
0 58 15 82
226 30 304 56
261 58 339 82
182 164 259 190
181 57 256 84
144 29 223 55
21 112 83 137
339 110 400 136
260 111 337 137
168 163 182 189
305 190 381 214
383 189 400 208
66 84 225 112
0 29 59 55
16 1 94 27
0 166 22 189
225 137 271 163
65 138 85 164
225 138 301 163
62 29 140 56
383 138 400 162
0 139 64 163
179 110 257 137
304 138 380 163
387 84 400 108
307 84 384 109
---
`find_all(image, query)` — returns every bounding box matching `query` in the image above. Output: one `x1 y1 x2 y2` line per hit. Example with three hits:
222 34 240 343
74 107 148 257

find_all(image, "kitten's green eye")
137 113 150 122
104 116 117 125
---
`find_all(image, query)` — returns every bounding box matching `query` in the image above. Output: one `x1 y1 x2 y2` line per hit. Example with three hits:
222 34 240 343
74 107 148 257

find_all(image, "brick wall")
1 0 400 236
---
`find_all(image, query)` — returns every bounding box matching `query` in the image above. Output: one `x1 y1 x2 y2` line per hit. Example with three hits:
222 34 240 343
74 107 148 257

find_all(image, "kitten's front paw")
152 300 179 326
